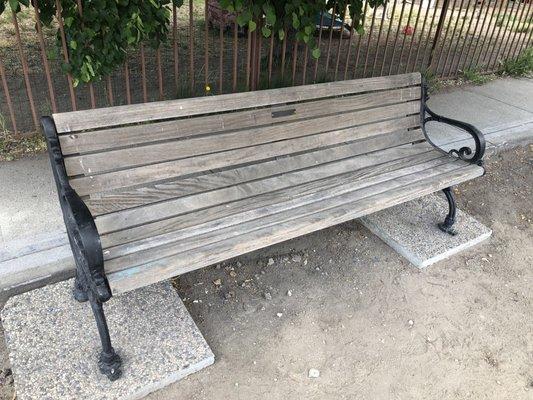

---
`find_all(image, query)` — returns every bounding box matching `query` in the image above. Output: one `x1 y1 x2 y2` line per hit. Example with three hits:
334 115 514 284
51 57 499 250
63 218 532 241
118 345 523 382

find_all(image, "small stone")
287 290 293 297
229 270 237 278
276 312 283 318
223 290 235 300
308 368 320 378
263 292 272 300
213 279 222 287
408 319 414 326
267 258 275 266
292 255 302 263
236 261 242 267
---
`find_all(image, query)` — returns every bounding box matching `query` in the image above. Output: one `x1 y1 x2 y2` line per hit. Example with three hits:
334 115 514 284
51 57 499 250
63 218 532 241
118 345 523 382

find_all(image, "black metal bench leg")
89 296 122 381
73 270 89 303
438 187 458 236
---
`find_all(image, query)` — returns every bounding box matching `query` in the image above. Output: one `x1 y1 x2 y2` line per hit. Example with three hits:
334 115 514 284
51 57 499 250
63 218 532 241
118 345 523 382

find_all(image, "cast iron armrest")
41 116 111 302
420 82 486 166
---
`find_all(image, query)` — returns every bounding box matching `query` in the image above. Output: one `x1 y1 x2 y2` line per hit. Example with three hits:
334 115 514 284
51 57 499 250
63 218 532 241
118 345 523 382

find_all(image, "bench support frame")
41 117 122 381
438 187 458 236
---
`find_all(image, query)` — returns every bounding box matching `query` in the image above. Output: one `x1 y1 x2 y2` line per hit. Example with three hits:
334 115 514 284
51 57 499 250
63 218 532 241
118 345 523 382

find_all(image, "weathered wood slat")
70 115 420 196
102 154 457 267
53 73 421 133
88 134 430 215
64 101 420 176
98 143 439 248
95 139 436 234
107 163 483 293
58 87 420 155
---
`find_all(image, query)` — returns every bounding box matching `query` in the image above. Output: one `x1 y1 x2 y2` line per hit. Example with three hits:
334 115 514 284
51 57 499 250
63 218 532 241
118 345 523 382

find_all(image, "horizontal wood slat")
53 73 421 133
58 87 421 155
70 115 420 196
64 101 420 176
107 163 483 294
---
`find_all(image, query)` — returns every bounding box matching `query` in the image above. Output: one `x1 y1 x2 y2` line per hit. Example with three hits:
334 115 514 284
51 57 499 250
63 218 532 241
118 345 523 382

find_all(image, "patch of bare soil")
0 146 531 399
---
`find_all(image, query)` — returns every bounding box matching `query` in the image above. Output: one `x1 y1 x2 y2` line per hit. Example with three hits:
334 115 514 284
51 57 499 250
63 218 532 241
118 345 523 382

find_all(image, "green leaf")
248 20 256 32
261 26 271 37
312 48 321 59
70 40 77 50
9 0 19 13
278 29 285 41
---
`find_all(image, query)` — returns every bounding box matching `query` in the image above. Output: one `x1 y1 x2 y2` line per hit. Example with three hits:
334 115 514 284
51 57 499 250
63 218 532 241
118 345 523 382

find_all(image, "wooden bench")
41 72 485 380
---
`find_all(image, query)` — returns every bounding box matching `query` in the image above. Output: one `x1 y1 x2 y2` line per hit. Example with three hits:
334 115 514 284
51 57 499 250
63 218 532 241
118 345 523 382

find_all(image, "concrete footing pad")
360 193 492 268
1 279 214 400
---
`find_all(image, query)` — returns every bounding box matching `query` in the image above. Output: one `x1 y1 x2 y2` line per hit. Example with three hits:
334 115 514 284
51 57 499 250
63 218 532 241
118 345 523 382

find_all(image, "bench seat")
103 145 482 293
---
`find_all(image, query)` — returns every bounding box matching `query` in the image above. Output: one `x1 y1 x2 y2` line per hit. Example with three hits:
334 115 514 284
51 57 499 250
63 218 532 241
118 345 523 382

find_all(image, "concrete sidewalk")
0 77 532 297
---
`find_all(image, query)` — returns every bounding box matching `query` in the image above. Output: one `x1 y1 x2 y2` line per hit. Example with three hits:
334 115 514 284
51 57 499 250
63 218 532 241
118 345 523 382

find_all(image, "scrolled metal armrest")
41 116 111 302
420 80 485 166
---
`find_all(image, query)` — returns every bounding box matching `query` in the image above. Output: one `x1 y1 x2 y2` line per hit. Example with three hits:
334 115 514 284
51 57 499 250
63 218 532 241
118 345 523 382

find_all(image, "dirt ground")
1 145 532 399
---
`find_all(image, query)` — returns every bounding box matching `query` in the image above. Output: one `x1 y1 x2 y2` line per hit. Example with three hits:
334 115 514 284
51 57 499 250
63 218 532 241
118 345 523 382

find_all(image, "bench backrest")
53 72 423 249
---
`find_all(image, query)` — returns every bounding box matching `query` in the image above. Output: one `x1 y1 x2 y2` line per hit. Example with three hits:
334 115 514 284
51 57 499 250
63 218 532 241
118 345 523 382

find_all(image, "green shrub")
499 47 533 77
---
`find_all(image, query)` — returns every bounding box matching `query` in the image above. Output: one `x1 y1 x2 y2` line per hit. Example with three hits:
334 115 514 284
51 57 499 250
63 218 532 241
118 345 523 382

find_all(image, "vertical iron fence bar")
205 0 209 88
353 1 369 78
0 59 18 134
11 11 39 130
343 16 356 80
189 0 195 93
268 34 274 86
419 0 441 70
380 0 398 75
453 0 480 73
474 0 505 68
518 10 533 55
250 29 255 89
371 5 387 77
334 6 347 80
302 44 309 84
433 0 459 75
442 0 468 77
106 76 114 106
512 1 533 58
404 0 425 73
246 29 252 89
426 0 451 71
325 3 337 78
481 0 508 66
256 24 263 89
173 4 179 94
363 5 378 77
75 0 96 108
468 0 494 69
232 20 238 92
314 11 325 82
140 45 148 102
487 0 513 69
219 15 224 93
511 2 533 58
396 0 416 74
490 1 520 70
34 0 57 113
503 0 528 61
55 0 77 110
292 40 299 84
157 48 164 100
388 0 407 75
413 0 432 71
124 61 131 104
281 29 287 80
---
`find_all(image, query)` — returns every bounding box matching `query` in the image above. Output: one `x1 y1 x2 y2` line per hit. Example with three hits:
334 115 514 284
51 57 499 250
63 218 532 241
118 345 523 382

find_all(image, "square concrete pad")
360 194 492 268
1 279 214 400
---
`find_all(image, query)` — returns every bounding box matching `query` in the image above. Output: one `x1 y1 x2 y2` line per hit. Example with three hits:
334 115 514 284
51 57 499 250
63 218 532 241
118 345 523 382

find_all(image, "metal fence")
0 0 531 134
